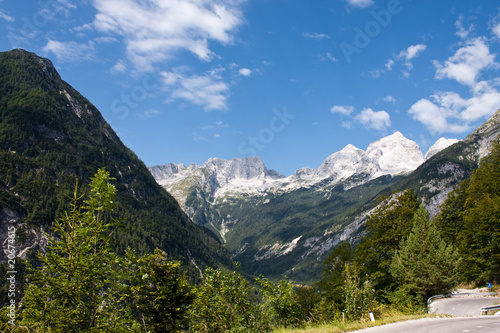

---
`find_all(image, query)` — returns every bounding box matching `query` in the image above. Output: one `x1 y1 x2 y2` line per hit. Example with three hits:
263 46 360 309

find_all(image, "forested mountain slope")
0 49 232 278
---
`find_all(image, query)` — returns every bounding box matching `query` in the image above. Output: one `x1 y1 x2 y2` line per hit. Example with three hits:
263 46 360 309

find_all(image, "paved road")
430 297 500 316
353 316 500 333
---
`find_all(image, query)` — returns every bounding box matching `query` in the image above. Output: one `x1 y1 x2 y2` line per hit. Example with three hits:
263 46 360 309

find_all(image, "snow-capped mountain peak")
149 132 459 201
366 131 424 177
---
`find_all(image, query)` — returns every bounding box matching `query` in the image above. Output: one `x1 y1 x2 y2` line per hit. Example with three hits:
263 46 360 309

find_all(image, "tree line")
1 140 499 332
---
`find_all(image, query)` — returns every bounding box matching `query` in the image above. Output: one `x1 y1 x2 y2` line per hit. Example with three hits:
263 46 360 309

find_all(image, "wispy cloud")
383 95 397 103
330 105 354 115
302 32 331 40
91 0 244 72
42 40 96 62
0 9 14 22
161 69 230 111
345 0 374 9
455 15 474 39
369 44 426 79
492 22 500 39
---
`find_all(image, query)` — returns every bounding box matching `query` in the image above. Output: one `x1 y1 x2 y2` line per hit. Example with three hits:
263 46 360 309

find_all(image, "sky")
1 0 500 176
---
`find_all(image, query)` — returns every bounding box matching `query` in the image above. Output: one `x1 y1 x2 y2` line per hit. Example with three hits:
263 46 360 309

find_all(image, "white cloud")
345 0 374 9
161 70 230 111
355 108 391 131
42 40 96 62
434 37 496 87
0 9 14 22
399 44 427 61
383 95 397 103
330 105 354 115
408 81 500 134
455 15 474 39
238 68 252 76
143 109 161 118
326 52 338 63
91 0 243 72
370 44 426 79
302 32 331 40
385 59 394 71
492 22 500 39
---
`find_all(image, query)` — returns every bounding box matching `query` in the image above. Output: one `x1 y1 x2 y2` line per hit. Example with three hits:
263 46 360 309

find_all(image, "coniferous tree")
437 140 500 283
20 169 139 332
390 206 461 305
127 249 195 333
354 190 419 299
317 241 353 310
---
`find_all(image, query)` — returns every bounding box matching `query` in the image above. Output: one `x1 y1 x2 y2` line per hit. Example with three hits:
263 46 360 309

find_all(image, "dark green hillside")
0 49 232 275
211 175 402 282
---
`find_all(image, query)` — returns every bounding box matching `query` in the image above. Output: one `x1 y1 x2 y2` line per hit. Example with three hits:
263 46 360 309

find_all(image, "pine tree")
390 206 461 305
354 190 419 299
317 241 353 309
436 140 500 283
127 249 195 333
20 169 139 332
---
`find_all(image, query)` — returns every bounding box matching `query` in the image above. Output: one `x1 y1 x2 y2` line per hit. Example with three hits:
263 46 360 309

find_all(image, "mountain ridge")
149 131 455 203
0 49 232 277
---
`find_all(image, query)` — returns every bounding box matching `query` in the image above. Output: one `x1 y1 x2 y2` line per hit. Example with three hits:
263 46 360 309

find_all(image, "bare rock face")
1 207 48 263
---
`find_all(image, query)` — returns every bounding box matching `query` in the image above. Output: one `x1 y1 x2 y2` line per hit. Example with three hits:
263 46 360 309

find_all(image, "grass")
272 313 446 333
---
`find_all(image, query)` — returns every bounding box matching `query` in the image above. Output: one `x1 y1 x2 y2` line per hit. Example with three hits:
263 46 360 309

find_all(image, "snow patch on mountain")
424 138 459 160
150 132 458 200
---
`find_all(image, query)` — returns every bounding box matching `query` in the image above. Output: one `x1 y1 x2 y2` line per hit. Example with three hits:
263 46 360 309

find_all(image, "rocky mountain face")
150 127 485 281
0 49 232 276
150 131 451 208
396 109 500 216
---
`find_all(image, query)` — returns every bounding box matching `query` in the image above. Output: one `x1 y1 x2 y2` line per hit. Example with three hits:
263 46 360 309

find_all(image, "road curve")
430 296 500 316
352 316 500 333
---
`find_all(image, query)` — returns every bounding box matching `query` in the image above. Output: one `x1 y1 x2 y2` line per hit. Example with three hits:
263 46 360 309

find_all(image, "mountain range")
150 112 500 282
1 48 498 286
150 132 459 204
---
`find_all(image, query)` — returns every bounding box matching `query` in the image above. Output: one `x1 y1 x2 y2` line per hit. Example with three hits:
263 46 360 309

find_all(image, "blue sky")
1 0 500 175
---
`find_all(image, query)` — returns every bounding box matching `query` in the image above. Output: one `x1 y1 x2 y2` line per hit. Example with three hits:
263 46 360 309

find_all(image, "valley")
149 114 500 282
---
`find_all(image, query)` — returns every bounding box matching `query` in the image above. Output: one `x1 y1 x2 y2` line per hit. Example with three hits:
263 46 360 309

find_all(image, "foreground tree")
189 267 264 332
390 206 461 305
317 241 353 310
354 190 419 299
342 264 375 321
127 249 195 333
20 169 138 332
257 276 303 328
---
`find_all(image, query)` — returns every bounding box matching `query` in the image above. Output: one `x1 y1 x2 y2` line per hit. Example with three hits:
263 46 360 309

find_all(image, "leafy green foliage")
256 276 303 328
390 206 461 305
437 140 500 283
354 190 419 299
126 249 195 333
342 264 374 321
189 267 265 332
317 241 353 310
